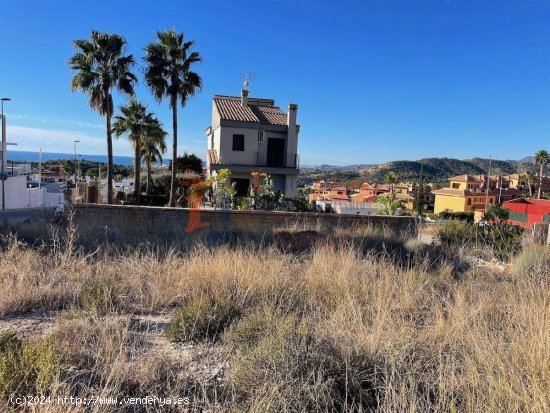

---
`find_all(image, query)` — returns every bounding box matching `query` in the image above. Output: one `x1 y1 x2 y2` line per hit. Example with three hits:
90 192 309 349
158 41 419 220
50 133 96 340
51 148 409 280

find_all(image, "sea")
7 150 137 166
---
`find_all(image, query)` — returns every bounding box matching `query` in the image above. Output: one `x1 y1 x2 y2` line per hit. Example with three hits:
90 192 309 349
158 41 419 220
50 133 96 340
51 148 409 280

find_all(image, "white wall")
218 126 259 165
284 175 297 198
0 175 64 209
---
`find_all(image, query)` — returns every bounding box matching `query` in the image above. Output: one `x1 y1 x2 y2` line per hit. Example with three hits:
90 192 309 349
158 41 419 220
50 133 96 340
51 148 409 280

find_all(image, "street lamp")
73 140 80 183
77 155 83 182
1 97 12 210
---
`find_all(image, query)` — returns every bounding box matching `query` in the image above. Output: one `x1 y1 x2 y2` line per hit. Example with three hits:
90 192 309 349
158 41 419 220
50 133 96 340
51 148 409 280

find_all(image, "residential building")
205 89 300 197
504 198 550 229
433 174 520 214
0 115 63 209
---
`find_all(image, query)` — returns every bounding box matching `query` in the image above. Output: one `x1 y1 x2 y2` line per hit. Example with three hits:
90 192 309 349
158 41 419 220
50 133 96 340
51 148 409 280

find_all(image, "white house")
205 89 300 197
0 115 63 209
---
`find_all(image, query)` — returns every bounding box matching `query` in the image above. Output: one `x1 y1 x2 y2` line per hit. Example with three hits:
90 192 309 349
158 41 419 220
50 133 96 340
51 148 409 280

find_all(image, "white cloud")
6 124 207 159
10 114 103 129
7 124 133 156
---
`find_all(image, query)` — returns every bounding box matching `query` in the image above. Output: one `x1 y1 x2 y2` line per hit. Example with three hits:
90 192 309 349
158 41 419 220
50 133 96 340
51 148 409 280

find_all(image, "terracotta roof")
361 181 375 190
396 193 414 200
448 174 483 183
395 182 409 189
433 188 504 197
329 193 350 201
432 188 469 197
213 96 288 126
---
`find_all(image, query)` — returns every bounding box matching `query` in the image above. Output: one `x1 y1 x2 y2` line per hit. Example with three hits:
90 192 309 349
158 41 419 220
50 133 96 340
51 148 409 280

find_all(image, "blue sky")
1 0 549 165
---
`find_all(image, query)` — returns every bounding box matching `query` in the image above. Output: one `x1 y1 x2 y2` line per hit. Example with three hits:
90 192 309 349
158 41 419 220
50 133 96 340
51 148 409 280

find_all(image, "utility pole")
485 157 492 212
1 97 12 210
73 140 79 184
38 148 42 190
416 163 424 215
498 175 503 204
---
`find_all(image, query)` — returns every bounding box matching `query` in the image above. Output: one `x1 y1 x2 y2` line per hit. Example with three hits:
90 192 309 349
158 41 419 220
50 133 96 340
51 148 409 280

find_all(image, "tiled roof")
396 193 414 200
213 96 288 126
433 188 503 197
432 188 469 196
448 174 483 183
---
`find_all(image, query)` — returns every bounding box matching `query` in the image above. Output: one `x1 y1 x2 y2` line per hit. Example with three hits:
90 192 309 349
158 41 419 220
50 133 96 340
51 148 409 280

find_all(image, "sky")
1 0 550 165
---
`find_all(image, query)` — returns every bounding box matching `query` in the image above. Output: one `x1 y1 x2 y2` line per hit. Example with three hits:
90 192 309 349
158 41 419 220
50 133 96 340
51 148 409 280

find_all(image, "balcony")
208 149 299 170
257 151 300 169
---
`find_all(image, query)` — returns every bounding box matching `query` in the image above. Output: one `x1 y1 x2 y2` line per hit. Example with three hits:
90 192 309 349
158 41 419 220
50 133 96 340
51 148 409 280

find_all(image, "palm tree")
143 29 202 207
69 31 137 204
535 149 550 199
385 171 398 203
112 99 157 201
141 120 167 195
520 171 536 197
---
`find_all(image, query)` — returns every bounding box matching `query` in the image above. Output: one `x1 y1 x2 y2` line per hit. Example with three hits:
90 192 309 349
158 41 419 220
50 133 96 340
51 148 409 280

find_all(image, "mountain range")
300 156 538 187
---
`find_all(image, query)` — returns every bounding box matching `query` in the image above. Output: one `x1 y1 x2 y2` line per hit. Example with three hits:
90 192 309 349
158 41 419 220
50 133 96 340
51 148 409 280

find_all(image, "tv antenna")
240 72 255 90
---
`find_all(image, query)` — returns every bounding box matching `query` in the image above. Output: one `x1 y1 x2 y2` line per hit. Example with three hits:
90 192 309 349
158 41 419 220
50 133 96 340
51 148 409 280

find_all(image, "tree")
535 149 549 199
416 164 424 215
484 204 509 225
375 193 406 216
141 119 167 195
69 31 136 204
520 171 536 198
112 99 157 201
60 160 76 182
144 29 203 207
168 152 203 175
212 169 235 207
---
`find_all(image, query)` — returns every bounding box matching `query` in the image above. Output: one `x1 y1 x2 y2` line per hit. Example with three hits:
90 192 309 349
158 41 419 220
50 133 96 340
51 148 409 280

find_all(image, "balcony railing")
257 152 300 169
209 149 300 169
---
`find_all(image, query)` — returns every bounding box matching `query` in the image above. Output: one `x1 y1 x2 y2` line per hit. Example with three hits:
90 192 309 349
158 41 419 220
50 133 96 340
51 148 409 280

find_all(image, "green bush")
80 280 122 315
0 332 61 396
225 309 324 410
436 220 523 261
439 211 475 222
512 246 550 282
166 296 240 342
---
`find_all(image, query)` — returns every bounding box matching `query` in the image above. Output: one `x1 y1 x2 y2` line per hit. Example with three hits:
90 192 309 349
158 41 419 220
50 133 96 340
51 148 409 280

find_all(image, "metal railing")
211 150 300 169
257 152 299 169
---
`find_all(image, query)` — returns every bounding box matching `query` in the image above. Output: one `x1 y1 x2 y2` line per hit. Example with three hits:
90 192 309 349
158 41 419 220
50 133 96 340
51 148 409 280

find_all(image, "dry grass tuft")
0 231 549 412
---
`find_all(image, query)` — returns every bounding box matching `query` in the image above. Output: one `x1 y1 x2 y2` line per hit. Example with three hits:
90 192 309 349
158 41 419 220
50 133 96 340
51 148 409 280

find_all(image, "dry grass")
0 231 549 412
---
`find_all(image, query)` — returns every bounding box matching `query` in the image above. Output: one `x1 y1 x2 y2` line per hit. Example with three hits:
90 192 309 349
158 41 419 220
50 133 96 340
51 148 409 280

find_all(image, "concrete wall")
73 204 417 243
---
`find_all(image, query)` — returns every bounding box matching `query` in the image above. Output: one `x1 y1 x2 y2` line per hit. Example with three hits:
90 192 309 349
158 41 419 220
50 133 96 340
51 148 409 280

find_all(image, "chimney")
241 89 249 107
287 103 298 131
287 104 299 165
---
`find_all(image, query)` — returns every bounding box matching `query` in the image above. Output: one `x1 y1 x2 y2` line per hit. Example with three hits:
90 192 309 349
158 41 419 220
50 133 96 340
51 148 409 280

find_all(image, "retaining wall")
73 204 417 243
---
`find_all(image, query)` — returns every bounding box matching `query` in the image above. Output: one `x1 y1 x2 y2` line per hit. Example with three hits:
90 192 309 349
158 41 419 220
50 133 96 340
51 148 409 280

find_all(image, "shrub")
0 332 61 397
225 310 327 410
436 220 523 260
439 211 474 222
166 296 240 342
80 280 122 315
512 245 550 282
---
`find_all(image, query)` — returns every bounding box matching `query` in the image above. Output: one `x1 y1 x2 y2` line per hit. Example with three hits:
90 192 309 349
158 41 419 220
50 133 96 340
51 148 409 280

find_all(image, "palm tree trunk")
169 96 178 207
105 89 114 205
133 138 141 201
539 165 543 199
146 156 152 195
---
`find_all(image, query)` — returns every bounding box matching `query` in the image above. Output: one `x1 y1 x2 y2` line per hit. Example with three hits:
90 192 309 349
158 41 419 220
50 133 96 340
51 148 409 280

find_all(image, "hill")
300 157 535 187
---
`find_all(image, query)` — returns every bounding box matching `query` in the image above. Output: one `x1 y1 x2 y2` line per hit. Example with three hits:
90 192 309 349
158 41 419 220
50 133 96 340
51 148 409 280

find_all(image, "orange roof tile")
214 96 288 125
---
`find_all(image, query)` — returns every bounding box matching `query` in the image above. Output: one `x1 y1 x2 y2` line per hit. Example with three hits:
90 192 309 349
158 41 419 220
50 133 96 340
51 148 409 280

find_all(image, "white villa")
205 88 300 197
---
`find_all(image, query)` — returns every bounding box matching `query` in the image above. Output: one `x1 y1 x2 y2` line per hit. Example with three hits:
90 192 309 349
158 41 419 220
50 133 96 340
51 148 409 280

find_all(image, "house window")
467 198 472 205
452 183 460 189
232 134 245 151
